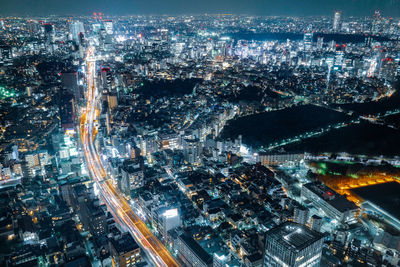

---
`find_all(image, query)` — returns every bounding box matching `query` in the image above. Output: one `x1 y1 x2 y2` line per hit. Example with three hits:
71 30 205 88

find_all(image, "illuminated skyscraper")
303 32 313 51
317 36 324 50
92 23 102 34
333 11 341 32
70 21 85 42
103 20 114 35
183 138 202 165
372 10 381 34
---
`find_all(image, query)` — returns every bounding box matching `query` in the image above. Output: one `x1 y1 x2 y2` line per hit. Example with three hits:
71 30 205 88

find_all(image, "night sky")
1 0 400 16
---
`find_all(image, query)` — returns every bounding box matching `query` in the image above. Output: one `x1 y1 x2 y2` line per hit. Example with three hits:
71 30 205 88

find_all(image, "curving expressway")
80 47 180 267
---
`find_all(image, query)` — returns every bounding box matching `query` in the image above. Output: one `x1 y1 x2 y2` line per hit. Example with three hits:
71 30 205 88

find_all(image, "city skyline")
1 0 400 17
0 5 400 267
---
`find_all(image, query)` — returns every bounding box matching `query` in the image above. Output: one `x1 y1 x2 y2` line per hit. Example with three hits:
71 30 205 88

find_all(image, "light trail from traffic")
80 46 180 267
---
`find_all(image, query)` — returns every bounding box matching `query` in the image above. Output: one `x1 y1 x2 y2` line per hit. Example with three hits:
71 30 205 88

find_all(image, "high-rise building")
263 222 324 267
61 71 79 95
317 37 324 50
333 11 341 32
11 145 19 161
109 233 141 267
160 28 168 41
43 23 55 43
92 23 102 33
26 86 32 97
303 32 313 51
70 21 85 42
0 45 12 60
120 162 144 196
103 20 113 35
59 90 76 131
25 153 40 168
183 138 202 165
101 67 113 92
310 215 323 232
293 205 309 225
107 94 118 110
28 20 40 33
177 233 213 267
159 208 181 238
379 57 397 82
334 50 345 69
213 253 229 267
372 10 381 34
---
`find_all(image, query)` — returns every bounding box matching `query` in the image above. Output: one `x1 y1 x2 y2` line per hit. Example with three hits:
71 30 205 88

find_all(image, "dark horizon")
1 0 400 17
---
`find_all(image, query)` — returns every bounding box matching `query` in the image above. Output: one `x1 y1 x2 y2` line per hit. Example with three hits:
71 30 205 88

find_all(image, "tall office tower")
333 11 341 32
103 20 113 35
107 94 118 110
101 67 113 92
160 28 168 41
263 222 324 267
61 71 78 91
43 23 55 42
59 90 76 131
317 36 324 50
70 21 85 42
61 71 83 101
26 86 32 97
372 10 382 34
379 57 397 82
28 21 40 33
12 145 19 161
0 19 4 30
303 32 313 51
334 46 345 69
183 138 202 165
0 45 12 60
92 23 102 34
293 205 309 225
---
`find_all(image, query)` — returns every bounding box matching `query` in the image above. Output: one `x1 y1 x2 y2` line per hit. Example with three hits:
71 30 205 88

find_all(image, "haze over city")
1 0 400 16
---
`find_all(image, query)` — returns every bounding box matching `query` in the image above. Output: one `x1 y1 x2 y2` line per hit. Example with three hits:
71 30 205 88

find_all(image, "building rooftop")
266 222 324 252
304 182 358 212
179 233 213 265
110 233 139 255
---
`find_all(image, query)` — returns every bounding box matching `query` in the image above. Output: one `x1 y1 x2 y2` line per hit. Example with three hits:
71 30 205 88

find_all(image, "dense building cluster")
0 11 400 267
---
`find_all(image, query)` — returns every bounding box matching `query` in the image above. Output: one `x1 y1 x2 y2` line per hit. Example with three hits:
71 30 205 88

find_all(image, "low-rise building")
301 182 358 223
